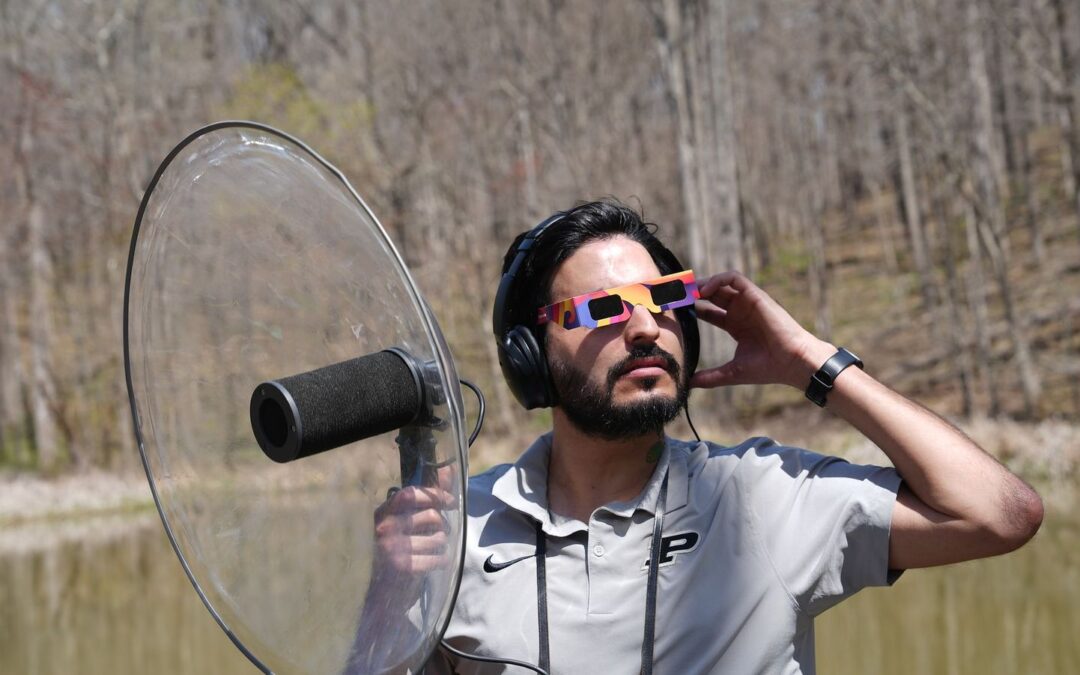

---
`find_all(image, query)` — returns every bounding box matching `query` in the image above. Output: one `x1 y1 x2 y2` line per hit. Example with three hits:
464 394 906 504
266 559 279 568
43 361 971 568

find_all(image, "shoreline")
2 416 1076 526
0 470 155 527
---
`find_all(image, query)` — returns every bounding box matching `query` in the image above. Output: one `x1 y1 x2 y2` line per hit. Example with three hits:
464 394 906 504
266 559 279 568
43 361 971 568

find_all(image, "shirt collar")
490 432 691 537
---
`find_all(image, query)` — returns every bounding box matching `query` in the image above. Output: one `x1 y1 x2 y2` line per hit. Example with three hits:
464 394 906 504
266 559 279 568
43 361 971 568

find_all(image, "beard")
549 344 689 440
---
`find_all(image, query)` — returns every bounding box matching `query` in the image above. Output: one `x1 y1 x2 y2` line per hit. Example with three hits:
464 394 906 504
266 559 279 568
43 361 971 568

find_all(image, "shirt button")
592 544 605 557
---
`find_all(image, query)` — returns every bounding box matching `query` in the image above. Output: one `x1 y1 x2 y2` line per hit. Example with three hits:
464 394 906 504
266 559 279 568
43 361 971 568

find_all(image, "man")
378 199 1042 674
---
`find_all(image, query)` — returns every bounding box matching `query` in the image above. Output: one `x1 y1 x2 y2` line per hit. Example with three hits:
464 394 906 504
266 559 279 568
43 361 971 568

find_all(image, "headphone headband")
491 213 565 340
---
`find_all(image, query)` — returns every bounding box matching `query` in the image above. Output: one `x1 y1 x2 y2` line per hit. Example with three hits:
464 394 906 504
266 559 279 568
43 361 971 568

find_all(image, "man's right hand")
372 470 457 577
350 471 458 673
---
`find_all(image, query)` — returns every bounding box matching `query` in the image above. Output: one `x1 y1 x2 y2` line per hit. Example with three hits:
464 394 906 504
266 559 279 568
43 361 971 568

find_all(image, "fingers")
375 496 454 575
689 360 747 389
401 529 450 554
435 464 457 493
387 484 457 513
385 550 451 574
376 539 452 575
373 477 460 576
377 499 452 536
697 271 754 298
693 300 727 328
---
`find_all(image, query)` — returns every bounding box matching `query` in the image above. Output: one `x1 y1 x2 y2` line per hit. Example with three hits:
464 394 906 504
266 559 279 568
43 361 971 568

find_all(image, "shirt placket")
585 511 645 616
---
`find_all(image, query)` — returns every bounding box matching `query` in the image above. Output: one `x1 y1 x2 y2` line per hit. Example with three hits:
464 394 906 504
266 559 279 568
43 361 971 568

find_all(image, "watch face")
840 348 864 369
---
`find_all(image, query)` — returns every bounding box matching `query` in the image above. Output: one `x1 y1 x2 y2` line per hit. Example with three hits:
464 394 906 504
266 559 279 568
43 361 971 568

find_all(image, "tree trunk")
895 107 936 311
14 94 62 471
1050 0 1080 222
651 0 703 262
966 0 1040 416
964 201 998 416
704 0 743 273
935 190 976 417
650 0 742 409
0 231 16 459
27 200 61 471
1019 127 1046 266
806 215 831 341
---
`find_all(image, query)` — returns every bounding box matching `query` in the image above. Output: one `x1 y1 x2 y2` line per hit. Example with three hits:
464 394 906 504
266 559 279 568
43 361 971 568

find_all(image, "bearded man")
376 199 1041 674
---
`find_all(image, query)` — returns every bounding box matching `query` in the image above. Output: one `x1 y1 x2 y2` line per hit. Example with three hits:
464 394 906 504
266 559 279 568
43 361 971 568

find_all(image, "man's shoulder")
680 436 851 498
691 435 899 506
683 435 823 469
461 462 515 518
467 462 513 494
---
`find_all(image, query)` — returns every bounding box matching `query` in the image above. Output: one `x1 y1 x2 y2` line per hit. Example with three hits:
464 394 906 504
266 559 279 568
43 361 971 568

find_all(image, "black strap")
534 473 668 674
534 520 550 674
640 475 667 675
805 347 864 407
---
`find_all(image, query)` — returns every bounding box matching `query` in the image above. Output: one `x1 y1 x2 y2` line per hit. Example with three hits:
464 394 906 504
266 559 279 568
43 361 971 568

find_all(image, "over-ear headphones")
492 212 700 410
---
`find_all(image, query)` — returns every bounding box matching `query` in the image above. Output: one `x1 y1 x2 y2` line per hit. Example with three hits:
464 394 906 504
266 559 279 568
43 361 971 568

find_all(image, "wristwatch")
805 348 864 407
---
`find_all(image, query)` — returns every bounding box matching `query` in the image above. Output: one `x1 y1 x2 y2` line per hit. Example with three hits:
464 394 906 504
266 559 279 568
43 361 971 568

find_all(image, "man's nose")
623 304 661 345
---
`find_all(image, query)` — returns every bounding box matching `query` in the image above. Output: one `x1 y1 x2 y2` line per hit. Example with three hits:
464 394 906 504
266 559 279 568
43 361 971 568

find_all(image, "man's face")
544 236 689 439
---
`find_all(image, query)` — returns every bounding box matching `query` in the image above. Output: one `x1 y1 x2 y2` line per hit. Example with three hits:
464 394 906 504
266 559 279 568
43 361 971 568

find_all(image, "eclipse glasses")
537 270 699 330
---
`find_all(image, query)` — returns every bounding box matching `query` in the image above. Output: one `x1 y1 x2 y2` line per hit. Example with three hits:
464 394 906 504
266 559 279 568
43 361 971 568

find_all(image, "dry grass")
1 415 1074 525
466 413 1079 512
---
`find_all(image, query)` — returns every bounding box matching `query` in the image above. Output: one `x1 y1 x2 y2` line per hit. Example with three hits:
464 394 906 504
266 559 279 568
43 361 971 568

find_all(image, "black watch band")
805 348 864 407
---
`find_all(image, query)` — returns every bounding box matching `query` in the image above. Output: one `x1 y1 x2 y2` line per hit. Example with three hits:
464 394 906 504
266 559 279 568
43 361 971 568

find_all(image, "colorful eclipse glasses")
536 269 699 329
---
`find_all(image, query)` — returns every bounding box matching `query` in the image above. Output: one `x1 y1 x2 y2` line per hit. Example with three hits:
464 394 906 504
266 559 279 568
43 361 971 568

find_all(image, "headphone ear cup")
518 325 556 408
499 325 554 409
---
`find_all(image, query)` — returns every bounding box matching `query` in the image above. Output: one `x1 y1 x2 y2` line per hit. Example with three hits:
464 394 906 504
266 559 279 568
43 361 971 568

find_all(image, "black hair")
500 199 685 341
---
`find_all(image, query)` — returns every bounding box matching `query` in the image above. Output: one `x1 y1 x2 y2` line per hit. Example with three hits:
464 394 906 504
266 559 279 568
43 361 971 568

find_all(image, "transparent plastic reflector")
123 123 466 675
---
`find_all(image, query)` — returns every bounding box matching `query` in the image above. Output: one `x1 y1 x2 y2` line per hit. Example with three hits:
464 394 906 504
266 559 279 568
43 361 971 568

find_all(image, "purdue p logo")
642 531 700 570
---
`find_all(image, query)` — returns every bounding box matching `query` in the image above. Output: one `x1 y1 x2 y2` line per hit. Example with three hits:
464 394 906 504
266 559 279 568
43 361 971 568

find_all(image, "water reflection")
0 513 252 675
818 510 1079 674
1 506 1076 674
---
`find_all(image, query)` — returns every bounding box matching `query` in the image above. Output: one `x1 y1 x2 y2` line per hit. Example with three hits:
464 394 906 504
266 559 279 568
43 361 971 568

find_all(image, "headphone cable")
684 403 702 442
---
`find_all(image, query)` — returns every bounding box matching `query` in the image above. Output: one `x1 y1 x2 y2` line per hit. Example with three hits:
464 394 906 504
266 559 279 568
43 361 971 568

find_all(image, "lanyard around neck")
533 473 668 675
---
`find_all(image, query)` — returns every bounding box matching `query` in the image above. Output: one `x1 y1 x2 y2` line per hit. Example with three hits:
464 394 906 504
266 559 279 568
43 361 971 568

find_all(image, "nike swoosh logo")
483 553 535 573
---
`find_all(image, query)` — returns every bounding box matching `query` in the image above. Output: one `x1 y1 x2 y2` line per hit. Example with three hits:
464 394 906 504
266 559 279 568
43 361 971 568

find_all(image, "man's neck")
546 410 665 522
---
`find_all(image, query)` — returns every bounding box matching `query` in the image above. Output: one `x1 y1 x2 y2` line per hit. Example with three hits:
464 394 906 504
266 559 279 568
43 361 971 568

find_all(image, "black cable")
684 404 702 442
440 381 547 674
459 379 485 447
439 639 550 675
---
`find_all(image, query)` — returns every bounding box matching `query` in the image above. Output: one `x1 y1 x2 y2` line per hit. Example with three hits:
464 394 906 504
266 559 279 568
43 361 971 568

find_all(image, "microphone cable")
459 379 485 447
439 379 550 674
438 640 550 675
425 379 486 473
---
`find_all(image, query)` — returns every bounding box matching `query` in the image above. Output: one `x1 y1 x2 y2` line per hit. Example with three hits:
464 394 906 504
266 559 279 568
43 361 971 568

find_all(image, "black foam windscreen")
250 349 424 463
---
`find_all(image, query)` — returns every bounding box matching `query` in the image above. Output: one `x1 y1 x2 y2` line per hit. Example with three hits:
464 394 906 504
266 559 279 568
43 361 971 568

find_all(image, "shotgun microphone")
250 348 440 463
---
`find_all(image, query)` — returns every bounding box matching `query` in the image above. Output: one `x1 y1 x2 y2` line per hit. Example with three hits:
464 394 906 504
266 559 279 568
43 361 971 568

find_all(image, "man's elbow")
985 481 1043 553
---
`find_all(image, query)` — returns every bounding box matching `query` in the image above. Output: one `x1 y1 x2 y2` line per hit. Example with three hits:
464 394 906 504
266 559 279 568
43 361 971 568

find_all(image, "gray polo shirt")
430 434 901 674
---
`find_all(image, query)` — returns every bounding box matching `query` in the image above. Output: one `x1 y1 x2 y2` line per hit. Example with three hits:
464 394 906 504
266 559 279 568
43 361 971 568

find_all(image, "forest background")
1 0 1078 487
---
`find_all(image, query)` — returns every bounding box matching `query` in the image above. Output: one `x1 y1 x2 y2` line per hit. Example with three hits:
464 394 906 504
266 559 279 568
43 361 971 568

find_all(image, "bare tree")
965 0 1041 417
1050 0 1080 222
2 0 1078 473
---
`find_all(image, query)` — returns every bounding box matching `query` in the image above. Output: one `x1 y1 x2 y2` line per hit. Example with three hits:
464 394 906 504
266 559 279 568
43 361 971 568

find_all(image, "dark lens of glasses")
649 279 687 305
587 294 625 321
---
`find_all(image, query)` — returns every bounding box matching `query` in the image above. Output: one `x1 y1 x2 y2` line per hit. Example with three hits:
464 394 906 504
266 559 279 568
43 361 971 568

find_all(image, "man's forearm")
796 340 1043 562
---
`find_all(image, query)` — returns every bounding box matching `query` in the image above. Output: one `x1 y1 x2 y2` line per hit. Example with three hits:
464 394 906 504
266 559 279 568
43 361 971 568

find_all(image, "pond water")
1 498 1076 674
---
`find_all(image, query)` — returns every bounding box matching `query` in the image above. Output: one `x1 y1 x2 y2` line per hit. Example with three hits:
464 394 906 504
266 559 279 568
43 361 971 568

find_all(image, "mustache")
606 345 681 389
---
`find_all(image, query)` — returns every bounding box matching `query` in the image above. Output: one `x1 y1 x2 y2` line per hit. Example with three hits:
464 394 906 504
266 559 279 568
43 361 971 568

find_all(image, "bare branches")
1 0 1078 472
